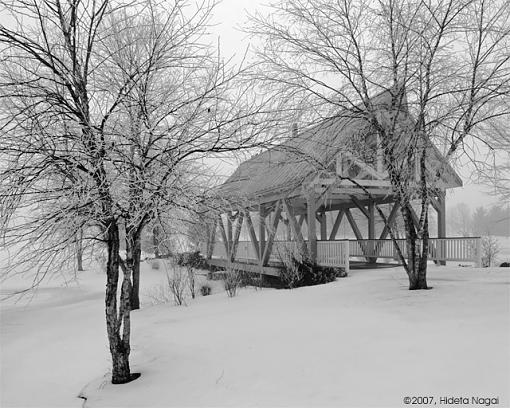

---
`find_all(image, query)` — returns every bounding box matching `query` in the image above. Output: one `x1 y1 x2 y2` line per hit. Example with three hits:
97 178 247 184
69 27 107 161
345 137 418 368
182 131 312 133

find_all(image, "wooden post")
329 210 344 241
437 191 446 265
306 193 317 263
283 199 308 257
244 211 260 261
262 200 282 265
367 200 376 263
284 218 291 241
218 215 229 255
206 219 217 260
227 212 233 255
319 211 327 241
230 212 244 262
259 205 266 264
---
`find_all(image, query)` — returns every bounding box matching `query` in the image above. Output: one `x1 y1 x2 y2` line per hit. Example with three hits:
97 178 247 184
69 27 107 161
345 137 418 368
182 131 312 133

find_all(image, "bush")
224 265 242 297
166 266 187 306
500 261 510 267
175 251 206 269
481 236 500 267
200 284 212 296
279 255 337 289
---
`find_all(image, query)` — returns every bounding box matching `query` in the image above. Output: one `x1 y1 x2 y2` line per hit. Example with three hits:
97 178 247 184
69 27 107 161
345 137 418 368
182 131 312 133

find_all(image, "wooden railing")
235 241 259 261
317 241 350 271
349 237 481 267
209 240 350 271
206 237 481 270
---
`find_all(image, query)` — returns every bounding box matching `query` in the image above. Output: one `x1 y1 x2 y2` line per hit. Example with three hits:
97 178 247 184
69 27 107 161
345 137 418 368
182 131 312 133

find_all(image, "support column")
306 193 317 263
206 219 216 260
284 218 291 241
437 192 446 238
437 191 446 265
367 200 376 263
227 212 233 256
319 211 327 241
259 205 266 264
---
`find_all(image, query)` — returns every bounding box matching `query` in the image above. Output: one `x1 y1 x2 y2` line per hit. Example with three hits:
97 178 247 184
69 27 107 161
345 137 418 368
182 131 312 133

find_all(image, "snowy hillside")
1 261 509 408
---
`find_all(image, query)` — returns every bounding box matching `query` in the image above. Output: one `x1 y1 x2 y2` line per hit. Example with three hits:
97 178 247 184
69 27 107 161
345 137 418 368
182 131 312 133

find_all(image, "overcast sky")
209 0 503 211
0 0 504 211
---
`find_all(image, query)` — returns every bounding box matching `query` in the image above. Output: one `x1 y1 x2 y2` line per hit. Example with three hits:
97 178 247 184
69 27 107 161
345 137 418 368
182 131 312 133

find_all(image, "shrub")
276 245 304 289
279 254 337 289
173 251 207 298
500 261 510 267
166 266 187 306
224 264 242 297
481 236 500 267
175 251 206 269
200 284 212 296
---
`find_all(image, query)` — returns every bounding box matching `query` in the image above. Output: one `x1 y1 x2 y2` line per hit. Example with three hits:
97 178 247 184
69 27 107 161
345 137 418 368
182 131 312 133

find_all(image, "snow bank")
78 265 509 408
1 260 508 407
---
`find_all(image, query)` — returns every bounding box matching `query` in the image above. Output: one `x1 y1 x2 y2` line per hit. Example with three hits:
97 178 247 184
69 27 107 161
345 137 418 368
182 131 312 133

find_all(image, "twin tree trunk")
401 205 429 290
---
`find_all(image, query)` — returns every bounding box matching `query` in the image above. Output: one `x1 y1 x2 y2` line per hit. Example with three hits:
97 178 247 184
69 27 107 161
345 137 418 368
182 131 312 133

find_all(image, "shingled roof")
218 91 462 202
218 113 368 200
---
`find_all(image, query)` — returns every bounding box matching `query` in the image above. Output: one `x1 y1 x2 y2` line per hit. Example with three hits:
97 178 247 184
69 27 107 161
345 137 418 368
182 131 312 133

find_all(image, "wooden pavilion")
202 91 481 275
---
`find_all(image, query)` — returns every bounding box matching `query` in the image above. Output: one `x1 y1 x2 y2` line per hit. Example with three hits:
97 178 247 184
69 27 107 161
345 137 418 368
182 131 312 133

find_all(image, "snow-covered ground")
1 261 509 408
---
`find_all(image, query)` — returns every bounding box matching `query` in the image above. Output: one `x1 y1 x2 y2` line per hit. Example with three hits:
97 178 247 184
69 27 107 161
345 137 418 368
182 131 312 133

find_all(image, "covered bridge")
202 92 481 275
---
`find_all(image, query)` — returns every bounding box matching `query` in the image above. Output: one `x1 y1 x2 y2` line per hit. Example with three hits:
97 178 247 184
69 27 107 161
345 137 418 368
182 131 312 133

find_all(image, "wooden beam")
230 212 244 261
283 199 308 256
319 212 327 240
329 210 344 240
206 219 217 259
306 193 317 262
227 212 233 254
262 200 283 265
436 192 446 238
207 259 281 277
368 201 375 240
218 215 229 254
351 196 369 218
244 211 260 261
367 200 376 263
345 208 364 240
259 205 266 262
436 192 446 265
379 202 400 240
283 218 291 241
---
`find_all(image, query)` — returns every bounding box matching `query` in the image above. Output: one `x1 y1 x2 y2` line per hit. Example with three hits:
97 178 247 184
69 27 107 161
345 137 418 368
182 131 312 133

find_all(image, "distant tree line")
448 203 510 237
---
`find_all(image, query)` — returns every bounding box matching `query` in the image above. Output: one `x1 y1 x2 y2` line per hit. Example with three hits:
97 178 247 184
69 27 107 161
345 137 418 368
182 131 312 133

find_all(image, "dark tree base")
112 373 141 384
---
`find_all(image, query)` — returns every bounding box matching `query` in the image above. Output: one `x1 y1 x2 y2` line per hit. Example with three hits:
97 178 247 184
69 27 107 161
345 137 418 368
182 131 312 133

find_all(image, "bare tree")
0 0 275 384
102 1 281 309
247 0 510 289
448 203 473 237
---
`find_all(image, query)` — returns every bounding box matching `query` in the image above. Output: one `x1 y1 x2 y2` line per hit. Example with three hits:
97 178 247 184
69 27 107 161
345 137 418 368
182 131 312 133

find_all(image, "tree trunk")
105 221 137 384
130 232 142 310
401 205 429 290
76 229 84 271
